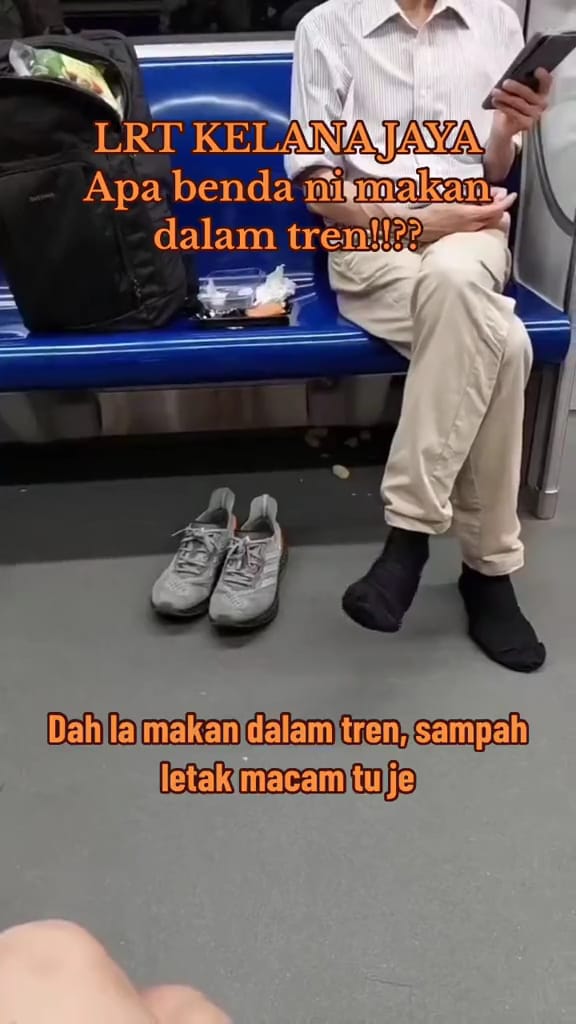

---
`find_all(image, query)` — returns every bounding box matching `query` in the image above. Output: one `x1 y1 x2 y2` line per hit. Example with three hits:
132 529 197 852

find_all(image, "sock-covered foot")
342 527 429 633
458 564 546 672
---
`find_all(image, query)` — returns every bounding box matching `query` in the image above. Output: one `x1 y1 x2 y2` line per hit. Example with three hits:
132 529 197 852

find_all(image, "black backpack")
0 30 196 332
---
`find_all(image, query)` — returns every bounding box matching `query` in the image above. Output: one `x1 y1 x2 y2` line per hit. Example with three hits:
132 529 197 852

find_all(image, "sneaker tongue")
238 529 268 541
190 520 222 532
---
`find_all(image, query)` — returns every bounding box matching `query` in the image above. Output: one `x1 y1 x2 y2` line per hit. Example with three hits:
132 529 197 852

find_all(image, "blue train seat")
0 46 573 519
0 48 571 390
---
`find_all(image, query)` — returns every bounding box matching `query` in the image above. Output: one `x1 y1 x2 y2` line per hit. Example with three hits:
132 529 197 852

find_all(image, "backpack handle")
42 24 71 35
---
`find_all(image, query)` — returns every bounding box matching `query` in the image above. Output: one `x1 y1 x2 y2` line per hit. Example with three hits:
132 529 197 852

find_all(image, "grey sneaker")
151 487 236 618
209 494 287 630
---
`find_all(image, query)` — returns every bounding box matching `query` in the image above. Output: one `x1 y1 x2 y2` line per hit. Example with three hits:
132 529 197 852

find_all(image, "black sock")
342 527 429 633
458 564 546 673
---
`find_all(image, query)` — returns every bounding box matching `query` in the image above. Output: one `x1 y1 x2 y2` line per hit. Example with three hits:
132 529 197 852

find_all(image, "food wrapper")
253 265 296 307
8 42 124 117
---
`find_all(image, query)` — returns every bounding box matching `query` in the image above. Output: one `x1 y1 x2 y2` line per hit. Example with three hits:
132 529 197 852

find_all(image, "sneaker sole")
151 596 210 620
210 540 289 633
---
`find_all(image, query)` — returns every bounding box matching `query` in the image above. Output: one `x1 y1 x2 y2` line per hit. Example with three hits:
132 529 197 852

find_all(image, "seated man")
286 0 552 673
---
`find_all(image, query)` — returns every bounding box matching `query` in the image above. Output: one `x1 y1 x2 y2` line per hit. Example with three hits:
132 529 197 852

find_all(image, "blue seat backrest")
141 54 316 279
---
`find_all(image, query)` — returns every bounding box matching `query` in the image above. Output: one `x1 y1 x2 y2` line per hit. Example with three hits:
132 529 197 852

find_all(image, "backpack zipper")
114 204 144 310
128 154 144 307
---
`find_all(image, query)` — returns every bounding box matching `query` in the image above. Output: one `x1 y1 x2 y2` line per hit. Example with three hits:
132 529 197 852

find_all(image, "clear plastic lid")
198 270 266 313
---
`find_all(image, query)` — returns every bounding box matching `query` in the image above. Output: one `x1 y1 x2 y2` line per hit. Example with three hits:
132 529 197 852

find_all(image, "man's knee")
415 253 487 300
0 919 108 979
143 984 231 1023
418 229 510 297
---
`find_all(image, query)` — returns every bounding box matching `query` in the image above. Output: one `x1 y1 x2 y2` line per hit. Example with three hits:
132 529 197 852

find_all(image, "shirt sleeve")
284 16 349 182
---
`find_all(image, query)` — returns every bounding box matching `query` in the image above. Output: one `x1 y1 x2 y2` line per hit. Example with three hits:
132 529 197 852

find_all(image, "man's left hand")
491 67 552 136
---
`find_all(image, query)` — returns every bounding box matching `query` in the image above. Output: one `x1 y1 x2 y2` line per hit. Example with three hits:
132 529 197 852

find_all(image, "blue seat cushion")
0 275 569 392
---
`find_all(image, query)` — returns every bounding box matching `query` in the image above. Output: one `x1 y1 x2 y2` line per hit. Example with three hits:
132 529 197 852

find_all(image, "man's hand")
417 190 517 242
491 67 552 137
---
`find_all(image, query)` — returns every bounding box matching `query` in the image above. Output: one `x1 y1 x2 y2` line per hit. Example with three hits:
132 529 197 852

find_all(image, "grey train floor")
1 420 575 1024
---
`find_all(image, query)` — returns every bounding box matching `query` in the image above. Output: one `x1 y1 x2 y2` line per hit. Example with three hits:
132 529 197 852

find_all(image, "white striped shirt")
285 0 525 185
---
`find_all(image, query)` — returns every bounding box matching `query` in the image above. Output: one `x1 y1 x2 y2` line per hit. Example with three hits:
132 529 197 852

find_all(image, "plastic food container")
198 271 265 314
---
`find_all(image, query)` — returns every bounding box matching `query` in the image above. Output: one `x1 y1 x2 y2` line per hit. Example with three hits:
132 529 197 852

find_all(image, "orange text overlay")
84 167 489 212
81 166 490 253
151 217 424 253
47 711 528 750
83 117 492 253
46 712 529 800
157 760 414 801
94 118 484 164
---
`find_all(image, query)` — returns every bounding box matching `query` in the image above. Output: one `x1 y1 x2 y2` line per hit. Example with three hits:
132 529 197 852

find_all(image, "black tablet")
482 31 576 110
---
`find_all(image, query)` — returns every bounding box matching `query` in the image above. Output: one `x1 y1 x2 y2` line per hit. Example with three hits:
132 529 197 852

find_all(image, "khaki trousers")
329 229 533 575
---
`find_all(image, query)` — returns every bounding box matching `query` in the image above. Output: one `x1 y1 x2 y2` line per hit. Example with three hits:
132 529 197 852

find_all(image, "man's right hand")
418 191 517 242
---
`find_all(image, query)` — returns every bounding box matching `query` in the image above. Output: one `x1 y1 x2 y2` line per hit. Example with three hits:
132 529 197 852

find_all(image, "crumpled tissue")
254 265 296 306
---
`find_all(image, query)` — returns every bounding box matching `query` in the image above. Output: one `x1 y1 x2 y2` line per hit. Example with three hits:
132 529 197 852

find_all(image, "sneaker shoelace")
221 535 267 588
173 524 224 576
